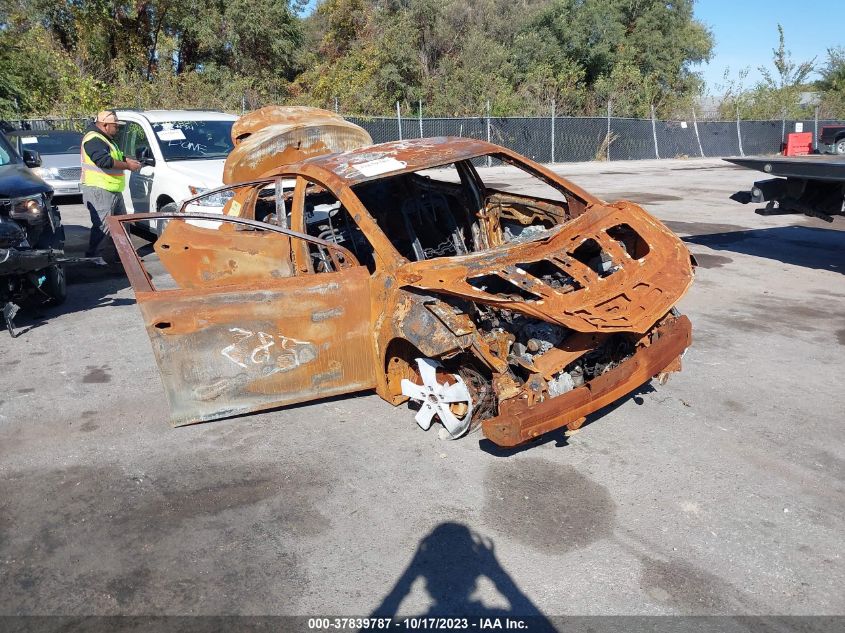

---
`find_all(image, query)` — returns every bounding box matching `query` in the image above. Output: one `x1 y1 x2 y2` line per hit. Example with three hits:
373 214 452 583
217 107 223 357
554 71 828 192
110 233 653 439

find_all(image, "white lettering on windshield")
168 140 207 155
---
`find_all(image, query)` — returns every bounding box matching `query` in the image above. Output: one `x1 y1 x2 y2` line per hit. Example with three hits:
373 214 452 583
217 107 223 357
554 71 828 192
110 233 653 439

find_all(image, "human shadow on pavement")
676 224 845 274
369 522 556 629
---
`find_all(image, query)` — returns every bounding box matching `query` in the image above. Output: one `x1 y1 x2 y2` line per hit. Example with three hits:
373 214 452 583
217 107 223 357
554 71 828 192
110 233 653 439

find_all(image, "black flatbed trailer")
725 155 845 222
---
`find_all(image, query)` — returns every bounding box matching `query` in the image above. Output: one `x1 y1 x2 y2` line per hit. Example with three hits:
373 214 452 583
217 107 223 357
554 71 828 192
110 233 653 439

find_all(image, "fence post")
781 110 786 147
692 106 705 157
486 100 492 168
334 96 339 114
736 105 744 157
418 100 423 138
396 101 402 141
814 105 819 152
550 98 556 164
606 100 611 161
650 104 660 159
241 94 245 115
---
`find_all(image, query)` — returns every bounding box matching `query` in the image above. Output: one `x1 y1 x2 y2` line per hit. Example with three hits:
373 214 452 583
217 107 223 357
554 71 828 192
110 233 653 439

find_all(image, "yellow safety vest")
81 130 126 192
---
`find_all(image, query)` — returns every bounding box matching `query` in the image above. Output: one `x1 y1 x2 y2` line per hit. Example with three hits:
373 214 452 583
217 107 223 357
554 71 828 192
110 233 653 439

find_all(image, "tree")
816 46 845 118
521 0 712 116
0 0 305 116
727 24 816 119
818 46 845 92
761 24 814 91
1 0 724 118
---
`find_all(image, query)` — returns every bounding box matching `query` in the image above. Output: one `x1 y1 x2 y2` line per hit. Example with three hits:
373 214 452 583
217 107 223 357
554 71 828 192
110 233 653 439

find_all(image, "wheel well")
156 196 174 211
384 339 423 402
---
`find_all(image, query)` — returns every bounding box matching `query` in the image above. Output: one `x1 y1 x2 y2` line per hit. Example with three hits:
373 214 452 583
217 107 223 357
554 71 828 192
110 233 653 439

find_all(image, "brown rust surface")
108 213 372 426
108 136 694 446
397 202 693 334
154 219 294 289
224 106 372 184
302 139 597 216
531 332 609 378
136 268 376 426
482 315 692 447
231 106 342 144
223 120 373 184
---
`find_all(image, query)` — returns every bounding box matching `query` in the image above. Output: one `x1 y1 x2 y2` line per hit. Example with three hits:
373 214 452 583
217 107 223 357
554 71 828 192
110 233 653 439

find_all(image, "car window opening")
351 158 571 261
467 274 542 302
515 260 582 293
571 238 619 277
301 183 376 273
606 223 650 259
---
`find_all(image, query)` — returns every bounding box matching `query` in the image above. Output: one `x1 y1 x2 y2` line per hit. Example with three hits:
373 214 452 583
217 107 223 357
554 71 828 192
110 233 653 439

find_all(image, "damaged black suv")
0 131 66 335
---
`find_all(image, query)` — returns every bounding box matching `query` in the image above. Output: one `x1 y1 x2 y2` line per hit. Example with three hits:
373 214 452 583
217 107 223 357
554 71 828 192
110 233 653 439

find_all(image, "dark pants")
82 184 126 260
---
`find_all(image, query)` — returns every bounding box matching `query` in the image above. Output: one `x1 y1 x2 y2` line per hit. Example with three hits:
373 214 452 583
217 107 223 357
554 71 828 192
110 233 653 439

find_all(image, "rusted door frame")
105 212 376 426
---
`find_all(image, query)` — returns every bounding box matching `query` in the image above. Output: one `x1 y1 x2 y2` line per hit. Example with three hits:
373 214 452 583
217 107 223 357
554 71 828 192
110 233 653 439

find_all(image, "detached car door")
107 211 376 426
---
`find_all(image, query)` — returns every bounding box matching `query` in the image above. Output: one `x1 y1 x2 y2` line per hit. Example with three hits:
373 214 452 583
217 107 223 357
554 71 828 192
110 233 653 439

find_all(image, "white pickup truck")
113 110 238 234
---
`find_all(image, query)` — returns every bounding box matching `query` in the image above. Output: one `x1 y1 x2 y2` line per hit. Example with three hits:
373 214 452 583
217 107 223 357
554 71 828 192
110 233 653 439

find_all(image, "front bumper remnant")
482 315 692 447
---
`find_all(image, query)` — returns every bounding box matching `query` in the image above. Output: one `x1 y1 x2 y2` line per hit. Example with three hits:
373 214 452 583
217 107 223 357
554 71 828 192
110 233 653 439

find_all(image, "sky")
300 0 840 94
693 0 840 94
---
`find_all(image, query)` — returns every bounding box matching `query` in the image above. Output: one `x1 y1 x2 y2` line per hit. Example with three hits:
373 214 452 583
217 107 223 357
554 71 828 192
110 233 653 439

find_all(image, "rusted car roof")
299 137 499 185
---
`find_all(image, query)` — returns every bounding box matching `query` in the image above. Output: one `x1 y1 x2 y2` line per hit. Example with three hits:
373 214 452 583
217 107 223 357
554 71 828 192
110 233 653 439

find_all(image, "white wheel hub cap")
400 358 474 439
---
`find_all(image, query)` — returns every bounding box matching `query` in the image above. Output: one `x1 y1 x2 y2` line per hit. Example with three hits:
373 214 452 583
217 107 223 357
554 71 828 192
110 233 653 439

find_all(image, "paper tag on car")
157 129 186 141
353 157 407 177
21 136 38 144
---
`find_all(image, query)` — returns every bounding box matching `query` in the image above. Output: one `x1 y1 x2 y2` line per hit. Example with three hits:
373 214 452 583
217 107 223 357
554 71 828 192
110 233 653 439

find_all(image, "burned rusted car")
107 137 693 447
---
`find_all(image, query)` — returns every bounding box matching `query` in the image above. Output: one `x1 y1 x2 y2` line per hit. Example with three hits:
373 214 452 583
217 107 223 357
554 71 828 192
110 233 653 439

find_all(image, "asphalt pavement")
0 158 843 618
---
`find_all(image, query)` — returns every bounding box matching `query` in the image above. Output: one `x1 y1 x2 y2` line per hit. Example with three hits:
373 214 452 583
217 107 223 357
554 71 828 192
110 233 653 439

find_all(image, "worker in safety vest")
81 110 141 258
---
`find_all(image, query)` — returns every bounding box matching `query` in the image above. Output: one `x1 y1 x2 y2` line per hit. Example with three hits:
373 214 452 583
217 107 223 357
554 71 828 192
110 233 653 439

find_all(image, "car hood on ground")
0 163 51 198
164 159 227 188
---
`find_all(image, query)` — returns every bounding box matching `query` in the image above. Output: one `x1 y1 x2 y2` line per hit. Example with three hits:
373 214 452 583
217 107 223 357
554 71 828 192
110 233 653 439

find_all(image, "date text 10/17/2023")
307 617 530 630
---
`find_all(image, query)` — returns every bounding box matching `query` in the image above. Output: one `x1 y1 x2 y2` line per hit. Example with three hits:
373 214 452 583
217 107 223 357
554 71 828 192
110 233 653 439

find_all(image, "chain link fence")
6 112 844 164
1 117 88 132
349 112 845 162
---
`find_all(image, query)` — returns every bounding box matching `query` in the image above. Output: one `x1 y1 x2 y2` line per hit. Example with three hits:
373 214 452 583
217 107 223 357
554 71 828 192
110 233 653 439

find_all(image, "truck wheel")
835 138 845 155
42 264 67 306
160 202 178 213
